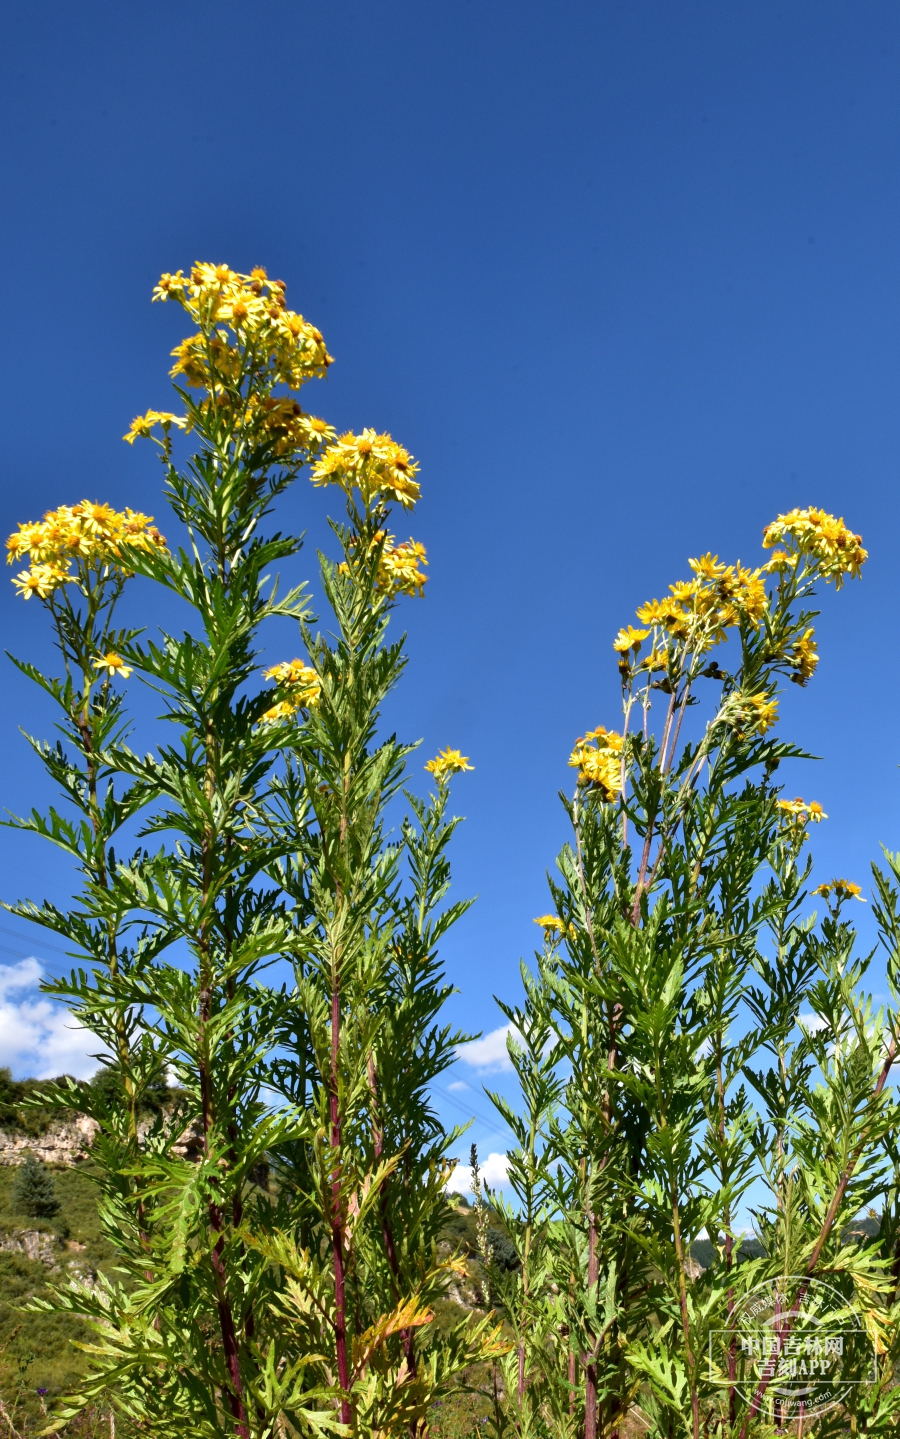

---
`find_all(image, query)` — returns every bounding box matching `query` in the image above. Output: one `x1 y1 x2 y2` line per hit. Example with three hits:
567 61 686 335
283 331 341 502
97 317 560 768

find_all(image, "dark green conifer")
11 1153 60 1219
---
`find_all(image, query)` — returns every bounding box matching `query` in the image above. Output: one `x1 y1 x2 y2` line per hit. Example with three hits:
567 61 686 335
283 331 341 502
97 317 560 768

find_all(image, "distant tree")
0 1067 25 1128
91 1063 168 1114
12 1154 60 1220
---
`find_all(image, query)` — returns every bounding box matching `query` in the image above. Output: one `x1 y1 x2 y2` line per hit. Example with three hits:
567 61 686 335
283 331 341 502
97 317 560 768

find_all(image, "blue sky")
1 1 899 1176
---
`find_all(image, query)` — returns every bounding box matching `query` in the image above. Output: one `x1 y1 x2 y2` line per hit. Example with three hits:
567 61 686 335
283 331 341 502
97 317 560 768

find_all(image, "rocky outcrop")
0 1116 99 1167
0 1229 97 1286
0 1109 204 1169
0 1227 60 1266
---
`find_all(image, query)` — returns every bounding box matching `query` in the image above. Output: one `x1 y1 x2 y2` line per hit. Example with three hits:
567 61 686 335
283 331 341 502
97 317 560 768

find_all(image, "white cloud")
456 1023 518 1073
0 960 100 1080
798 1014 830 1034
446 1151 510 1193
447 1080 469 1092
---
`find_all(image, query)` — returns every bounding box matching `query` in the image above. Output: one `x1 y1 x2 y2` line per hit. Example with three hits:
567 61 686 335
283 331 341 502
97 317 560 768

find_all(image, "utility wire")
0 942 72 972
0 923 76 956
432 1081 510 1141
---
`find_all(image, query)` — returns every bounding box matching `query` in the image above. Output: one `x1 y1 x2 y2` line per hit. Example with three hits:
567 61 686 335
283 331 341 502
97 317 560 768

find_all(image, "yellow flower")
754 698 778 732
534 915 566 933
533 915 575 941
763 549 796 575
726 691 778 738
746 694 778 734
688 553 728 582
638 646 668 673
612 625 650 654
813 879 864 902
568 727 624 800
637 596 683 625
807 801 826 821
78 502 118 534
669 580 700 604
425 748 474 782
583 726 624 751
123 411 188 444
303 415 337 449
762 507 867 588
258 699 302 726
152 272 189 302
776 797 806 819
93 652 133 679
262 658 321 709
788 627 818 685
311 430 422 510
11 564 69 599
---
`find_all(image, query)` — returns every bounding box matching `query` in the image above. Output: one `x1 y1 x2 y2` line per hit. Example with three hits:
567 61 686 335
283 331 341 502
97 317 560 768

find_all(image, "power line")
0 942 72 971
0 923 76 957
432 1081 510 1140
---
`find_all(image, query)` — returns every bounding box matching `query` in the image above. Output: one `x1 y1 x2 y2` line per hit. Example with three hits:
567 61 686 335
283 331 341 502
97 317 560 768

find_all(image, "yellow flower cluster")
311 430 421 510
763 508 867 588
259 659 322 725
812 879 864 902
338 530 428 600
376 537 428 598
425 749 474 782
152 263 333 391
635 556 768 650
243 398 335 457
568 727 624 800
776 797 827 824
7 502 167 600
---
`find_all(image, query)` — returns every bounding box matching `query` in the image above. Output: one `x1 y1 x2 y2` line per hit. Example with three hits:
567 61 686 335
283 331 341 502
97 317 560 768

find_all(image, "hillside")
0 1156 117 1438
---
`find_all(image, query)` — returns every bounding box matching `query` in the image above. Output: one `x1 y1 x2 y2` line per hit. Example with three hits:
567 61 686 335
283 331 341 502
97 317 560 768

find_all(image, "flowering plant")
487 510 900 1437
6 263 501 1439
